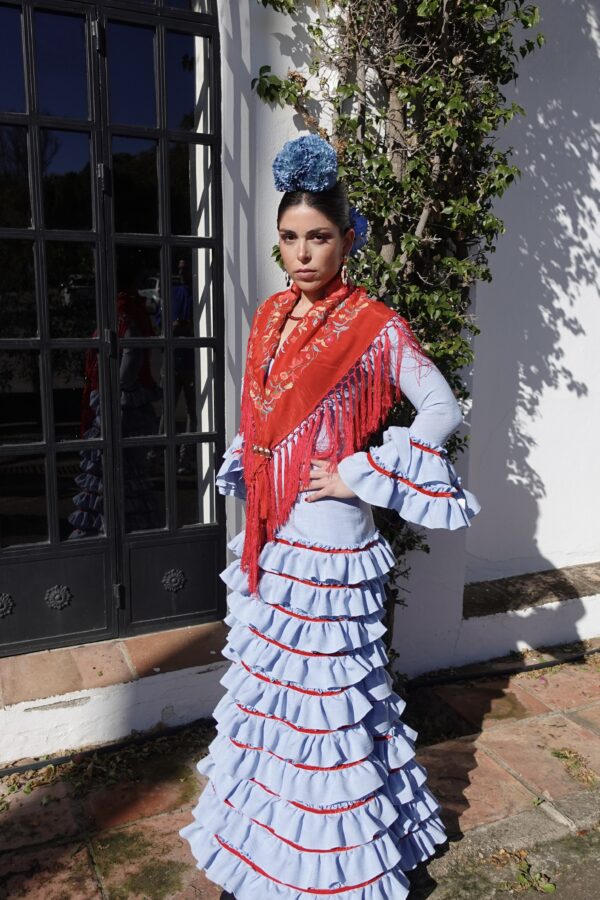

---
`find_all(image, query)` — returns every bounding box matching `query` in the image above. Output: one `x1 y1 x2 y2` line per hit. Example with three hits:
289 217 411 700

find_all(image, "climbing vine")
254 0 542 637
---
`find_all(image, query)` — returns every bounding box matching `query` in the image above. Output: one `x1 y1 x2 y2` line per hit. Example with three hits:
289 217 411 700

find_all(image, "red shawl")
240 274 422 593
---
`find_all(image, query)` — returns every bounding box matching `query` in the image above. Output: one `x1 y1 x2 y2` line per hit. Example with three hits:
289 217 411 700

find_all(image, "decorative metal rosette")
45 584 73 611
162 568 187 593
0 592 15 619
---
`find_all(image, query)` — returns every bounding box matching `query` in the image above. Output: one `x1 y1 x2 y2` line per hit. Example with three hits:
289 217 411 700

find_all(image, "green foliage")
255 0 541 630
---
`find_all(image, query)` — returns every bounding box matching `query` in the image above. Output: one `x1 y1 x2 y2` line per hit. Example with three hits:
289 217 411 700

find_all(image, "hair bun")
272 134 338 193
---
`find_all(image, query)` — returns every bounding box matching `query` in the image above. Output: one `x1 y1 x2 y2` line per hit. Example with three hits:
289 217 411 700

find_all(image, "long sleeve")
338 328 480 529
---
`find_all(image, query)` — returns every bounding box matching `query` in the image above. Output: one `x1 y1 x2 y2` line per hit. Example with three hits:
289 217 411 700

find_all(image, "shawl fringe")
240 318 418 594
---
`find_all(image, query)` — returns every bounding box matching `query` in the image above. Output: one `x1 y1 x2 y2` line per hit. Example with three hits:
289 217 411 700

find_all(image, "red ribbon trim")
251 778 377 814
230 736 368 772
409 438 443 457
274 536 379 554
261 569 367 590
223 795 378 854
215 834 388 892
236 702 345 735
252 595 351 623
248 625 350 657
366 451 455 498
240 660 347 696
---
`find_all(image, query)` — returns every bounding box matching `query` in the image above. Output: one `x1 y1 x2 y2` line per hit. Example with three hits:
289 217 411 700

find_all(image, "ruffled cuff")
216 432 246 500
337 426 480 530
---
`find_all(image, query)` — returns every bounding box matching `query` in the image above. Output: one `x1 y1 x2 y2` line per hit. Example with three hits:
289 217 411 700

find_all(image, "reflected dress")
180 297 479 899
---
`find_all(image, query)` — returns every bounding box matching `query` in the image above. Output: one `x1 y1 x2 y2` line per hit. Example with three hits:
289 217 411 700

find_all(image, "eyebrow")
278 228 333 236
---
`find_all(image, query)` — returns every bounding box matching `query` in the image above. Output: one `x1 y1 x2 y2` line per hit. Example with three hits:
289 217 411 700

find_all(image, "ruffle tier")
180 528 447 898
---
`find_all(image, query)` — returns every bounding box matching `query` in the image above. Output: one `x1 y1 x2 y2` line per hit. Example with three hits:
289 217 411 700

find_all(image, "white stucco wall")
219 1 600 677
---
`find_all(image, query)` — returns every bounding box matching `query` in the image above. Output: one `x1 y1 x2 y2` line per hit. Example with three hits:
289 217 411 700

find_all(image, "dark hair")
277 182 351 233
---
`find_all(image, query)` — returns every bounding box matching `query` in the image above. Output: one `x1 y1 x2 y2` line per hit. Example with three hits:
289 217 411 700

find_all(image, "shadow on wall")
465 0 598 589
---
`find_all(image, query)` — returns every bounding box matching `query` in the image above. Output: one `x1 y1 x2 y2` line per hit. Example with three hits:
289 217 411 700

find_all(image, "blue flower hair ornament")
273 134 338 193
349 207 368 255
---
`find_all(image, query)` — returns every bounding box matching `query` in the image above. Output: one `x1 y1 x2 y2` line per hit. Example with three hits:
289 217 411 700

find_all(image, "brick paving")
0 654 599 898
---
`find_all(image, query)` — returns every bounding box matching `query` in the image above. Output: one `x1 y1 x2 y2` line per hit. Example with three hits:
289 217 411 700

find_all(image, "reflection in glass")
108 22 156 128
42 130 92 229
124 444 165 532
167 0 214 13
0 351 42 444
47 242 96 338
53 349 100 442
35 11 88 120
0 6 26 113
172 246 213 337
174 347 214 435
113 137 158 233
0 240 37 337
60 449 105 540
115 245 161 327
0 125 31 227
166 32 210 133
0 454 48 547
177 441 215 525
170 142 211 236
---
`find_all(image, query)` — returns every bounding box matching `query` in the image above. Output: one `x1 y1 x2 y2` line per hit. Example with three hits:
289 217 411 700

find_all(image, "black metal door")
0 0 225 656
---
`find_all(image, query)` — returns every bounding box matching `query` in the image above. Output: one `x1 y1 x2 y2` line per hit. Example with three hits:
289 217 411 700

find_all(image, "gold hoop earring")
340 262 348 286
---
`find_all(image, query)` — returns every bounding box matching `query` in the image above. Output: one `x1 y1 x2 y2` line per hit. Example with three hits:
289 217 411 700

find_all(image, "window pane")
0 454 48 547
113 137 158 234
53 349 102 442
124 445 165 532
108 23 156 128
174 347 214 435
177 441 215 525
0 125 31 227
166 32 211 133
47 242 97 338
35 11 88 120
0 5 26 113
0 240 37 338
169 142 212 236
120 345 163 438
171 246 213 337
59 449 105 540
42 130 92 230
114 244 161 327
0 351 42 444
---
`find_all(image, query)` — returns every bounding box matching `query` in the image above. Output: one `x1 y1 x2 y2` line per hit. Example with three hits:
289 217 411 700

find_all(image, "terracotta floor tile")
567 701 600 737
0 841 101 898
512 660 600 711
84 755 200 831
416 738 534 835
0 648 83 705
124 622 227 678
0 780 83 853
432 678 551 731
71 641 135 690
92 808 221 899
479 713 600 800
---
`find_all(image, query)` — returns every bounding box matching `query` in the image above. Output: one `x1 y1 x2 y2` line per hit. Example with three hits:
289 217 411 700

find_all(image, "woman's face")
278 202 354 301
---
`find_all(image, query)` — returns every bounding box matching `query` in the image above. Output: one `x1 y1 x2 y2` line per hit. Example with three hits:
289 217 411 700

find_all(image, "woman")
181 135 479 898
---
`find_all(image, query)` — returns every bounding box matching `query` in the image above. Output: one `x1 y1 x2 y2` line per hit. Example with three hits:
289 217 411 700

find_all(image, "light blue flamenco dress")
180 328 480 898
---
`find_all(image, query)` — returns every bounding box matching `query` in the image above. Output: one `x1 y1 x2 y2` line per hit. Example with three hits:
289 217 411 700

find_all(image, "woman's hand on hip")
304 459 357 502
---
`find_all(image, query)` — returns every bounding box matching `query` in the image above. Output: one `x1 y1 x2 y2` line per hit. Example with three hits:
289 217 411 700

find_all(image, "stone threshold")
0 621 228 709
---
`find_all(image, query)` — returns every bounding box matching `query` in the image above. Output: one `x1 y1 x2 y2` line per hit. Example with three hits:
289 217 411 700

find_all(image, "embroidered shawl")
239 275 422 593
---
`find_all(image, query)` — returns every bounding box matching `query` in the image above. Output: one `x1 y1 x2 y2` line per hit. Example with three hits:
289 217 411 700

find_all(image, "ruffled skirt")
180 496 446 898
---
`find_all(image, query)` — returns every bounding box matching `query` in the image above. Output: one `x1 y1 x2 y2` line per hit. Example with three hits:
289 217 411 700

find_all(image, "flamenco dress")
180 309 480 898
